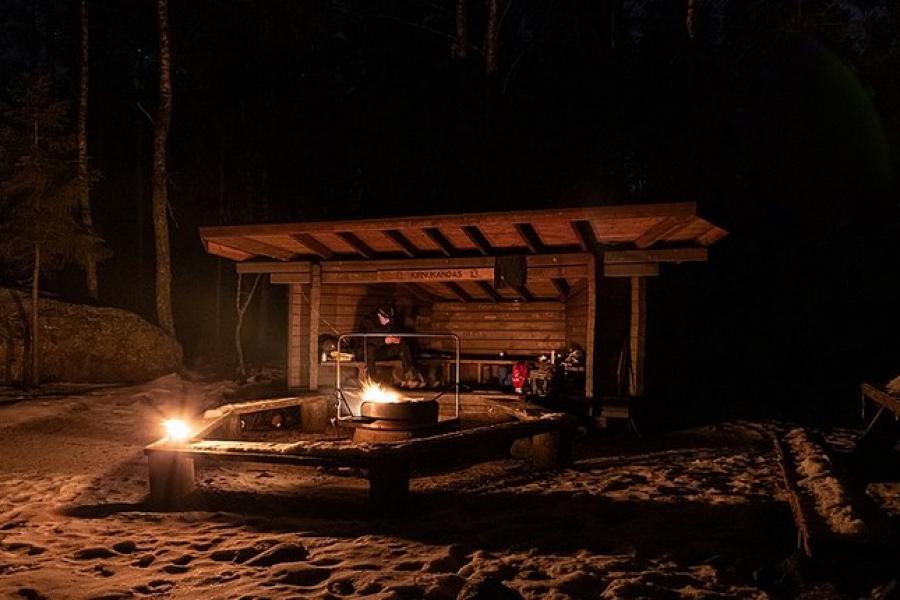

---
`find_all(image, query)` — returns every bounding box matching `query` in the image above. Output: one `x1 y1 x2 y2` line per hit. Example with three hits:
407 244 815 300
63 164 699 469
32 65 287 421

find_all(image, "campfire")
352 379 440 443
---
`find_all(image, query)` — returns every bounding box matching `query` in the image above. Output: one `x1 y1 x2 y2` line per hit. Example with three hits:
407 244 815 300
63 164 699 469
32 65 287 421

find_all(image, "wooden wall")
288 283 420 388
422 301 566 357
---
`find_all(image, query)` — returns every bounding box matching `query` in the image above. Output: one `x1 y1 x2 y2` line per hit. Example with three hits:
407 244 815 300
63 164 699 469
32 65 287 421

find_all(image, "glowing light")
360 380 402 403
163 419 193 442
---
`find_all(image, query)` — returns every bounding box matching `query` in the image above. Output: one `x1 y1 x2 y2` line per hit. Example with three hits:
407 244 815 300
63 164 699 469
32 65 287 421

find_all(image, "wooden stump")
148 451 195 510
300 397 332 433
530 429 573 470
367 460 410 514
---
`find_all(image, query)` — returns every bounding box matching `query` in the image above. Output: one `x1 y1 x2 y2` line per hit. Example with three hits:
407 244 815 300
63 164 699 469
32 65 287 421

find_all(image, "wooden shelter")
200 202 727 419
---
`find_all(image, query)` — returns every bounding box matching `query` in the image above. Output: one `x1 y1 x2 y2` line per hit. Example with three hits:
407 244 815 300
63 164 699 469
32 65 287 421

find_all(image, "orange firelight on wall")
163 418 193 442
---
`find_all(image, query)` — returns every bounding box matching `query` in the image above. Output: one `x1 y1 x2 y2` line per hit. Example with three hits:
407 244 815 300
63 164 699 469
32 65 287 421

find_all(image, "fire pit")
339 380 443 443
354 397 440 443
335 332 461 444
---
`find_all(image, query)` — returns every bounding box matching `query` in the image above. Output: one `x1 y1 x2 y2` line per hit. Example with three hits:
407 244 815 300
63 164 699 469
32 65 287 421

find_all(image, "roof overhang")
199 202 728 264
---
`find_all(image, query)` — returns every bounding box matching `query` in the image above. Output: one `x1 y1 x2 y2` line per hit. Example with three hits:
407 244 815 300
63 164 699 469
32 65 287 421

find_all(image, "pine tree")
0 74 106 387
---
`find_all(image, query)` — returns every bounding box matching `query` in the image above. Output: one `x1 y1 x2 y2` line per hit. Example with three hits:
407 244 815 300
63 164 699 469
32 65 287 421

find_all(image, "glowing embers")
162 418 193 443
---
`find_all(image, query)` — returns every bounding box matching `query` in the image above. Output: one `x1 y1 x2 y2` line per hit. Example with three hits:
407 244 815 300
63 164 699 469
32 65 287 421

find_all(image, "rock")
457 576 522 600
0 288 181 385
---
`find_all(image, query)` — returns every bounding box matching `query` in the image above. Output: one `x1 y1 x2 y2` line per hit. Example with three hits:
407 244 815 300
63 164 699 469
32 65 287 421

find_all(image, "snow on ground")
0 376 803 599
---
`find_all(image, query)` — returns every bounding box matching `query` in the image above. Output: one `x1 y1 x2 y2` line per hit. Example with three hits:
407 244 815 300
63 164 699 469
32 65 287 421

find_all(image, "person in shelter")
357 304 425 388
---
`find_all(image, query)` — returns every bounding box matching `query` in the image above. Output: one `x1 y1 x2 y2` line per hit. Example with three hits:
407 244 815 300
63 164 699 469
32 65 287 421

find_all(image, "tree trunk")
152 0 175 337
484 0 499 75
78 0 98 300
29 245 40 388
234 273 261 382
454 0 467 59
685 0 695 39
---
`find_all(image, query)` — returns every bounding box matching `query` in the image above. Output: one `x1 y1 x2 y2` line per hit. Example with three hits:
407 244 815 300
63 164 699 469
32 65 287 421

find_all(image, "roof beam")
476 281 502 302
336 232 376 259
384 229 420 258
461 225 494 256
604 247 707 264
571 220 598 251
423 228 457 257
550 278 570 301
237 261 311 274
514 223 546 254
635 215 694 249
604 263 660 278
513 284 534 302
443 282 473 302
291 233 333 260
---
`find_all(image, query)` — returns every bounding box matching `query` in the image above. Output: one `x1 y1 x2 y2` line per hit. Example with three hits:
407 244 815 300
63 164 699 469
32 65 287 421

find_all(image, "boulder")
0 288 182 384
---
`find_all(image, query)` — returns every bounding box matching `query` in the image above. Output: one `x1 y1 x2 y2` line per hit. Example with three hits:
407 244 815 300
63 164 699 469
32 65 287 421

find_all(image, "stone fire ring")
359 399 438 428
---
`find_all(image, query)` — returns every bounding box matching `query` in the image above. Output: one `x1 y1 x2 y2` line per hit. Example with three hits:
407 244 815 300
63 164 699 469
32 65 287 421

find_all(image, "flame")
163 418 193 442
360 379 402 403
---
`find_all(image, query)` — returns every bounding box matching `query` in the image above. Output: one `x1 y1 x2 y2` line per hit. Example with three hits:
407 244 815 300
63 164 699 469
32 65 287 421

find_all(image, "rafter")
423 227 457 257
461 225 494 256
513 284 534 302
476 281 502 302
513 223 545 254
635 215 694 249
291 233 333 260
336 232 376 259
550 278 570 301
571 220 598 252
443 282 473 302
384 229 420 258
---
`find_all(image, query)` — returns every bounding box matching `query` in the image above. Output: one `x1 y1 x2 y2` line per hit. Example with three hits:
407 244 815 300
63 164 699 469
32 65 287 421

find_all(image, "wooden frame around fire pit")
144 394 576 512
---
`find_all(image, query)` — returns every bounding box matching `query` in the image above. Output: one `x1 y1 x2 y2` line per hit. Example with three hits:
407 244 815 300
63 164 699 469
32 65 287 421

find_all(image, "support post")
219 412 242 440
367 460 410 514
628 276 646 398
287 283 303 389
148 451 195 510
308 264 322 391
584 252 598 404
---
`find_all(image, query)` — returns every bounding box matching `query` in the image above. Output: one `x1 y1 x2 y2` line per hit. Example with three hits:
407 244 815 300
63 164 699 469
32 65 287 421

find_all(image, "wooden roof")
199 202 727 263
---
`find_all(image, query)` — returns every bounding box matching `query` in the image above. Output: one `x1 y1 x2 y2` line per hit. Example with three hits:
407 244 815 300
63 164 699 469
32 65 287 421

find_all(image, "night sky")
2 0 899 426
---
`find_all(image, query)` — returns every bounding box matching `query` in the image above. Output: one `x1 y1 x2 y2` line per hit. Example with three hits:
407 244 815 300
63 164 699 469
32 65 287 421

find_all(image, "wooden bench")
144 395 576 513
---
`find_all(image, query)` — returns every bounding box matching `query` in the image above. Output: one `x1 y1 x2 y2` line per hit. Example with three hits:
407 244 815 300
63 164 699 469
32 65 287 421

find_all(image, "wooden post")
219 412 242 440
287 283 303 389
367 460 410 514
148 451 195 510
584 253 598 403
628 276 646 398
308 264 321 391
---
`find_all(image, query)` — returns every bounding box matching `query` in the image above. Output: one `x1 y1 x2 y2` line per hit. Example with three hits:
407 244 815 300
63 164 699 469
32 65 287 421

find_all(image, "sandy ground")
0 375 889 599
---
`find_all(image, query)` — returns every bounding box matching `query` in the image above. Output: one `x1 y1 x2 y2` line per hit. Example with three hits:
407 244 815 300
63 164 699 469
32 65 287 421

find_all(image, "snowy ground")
0 375 892 599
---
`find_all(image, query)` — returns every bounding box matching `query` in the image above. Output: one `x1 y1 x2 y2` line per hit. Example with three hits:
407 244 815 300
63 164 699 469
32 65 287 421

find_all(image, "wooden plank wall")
423 301 566 356
316 284 421 341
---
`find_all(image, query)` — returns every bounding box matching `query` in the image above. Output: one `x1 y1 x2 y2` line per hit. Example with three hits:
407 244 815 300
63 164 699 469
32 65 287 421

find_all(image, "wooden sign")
377 267 495 283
